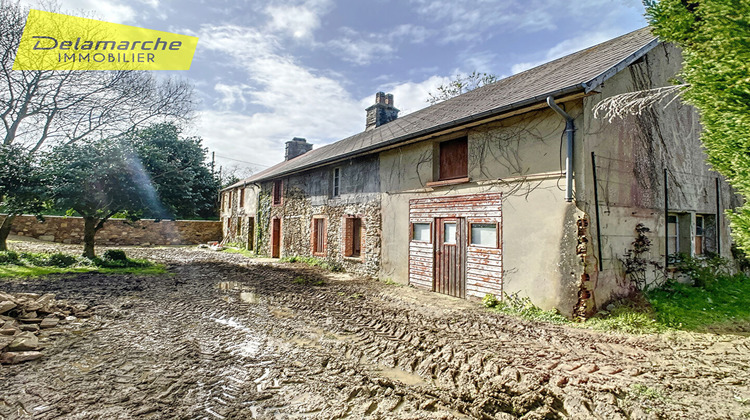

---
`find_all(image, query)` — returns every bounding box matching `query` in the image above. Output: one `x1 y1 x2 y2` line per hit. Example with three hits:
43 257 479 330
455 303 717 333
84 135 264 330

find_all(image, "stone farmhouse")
220 27 736 317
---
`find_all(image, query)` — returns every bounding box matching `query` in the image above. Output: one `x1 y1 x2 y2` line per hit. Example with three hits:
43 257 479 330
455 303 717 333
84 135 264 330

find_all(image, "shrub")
482 293 499 308
19 252 48 266
0 251 20 265
47 253 78 268
103 249 128 262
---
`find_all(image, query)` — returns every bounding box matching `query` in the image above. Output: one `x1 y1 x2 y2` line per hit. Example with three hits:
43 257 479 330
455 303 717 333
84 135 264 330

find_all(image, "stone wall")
9 215 222 246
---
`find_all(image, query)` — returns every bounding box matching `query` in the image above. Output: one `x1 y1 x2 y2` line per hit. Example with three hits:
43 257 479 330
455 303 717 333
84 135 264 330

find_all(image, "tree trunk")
82 216 97 258
0 214 16 252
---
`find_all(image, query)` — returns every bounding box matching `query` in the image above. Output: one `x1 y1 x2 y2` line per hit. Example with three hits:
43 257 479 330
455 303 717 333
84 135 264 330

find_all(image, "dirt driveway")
1 241 749 419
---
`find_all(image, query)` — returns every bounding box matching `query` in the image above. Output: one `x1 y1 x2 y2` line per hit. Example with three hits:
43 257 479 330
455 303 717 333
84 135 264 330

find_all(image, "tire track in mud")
1 244 749 419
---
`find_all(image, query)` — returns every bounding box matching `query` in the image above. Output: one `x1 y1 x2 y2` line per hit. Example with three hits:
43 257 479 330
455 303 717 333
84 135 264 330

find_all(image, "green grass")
221 247 258 258
280 255 344 272
647 273 750 331
0 250 165 278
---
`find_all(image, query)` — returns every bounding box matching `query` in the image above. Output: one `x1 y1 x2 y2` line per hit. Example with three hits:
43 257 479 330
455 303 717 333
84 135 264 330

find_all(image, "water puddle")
239 292 259 304
377 367 427 386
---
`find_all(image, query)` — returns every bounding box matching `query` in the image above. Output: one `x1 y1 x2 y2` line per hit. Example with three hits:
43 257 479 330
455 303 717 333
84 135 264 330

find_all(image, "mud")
0 240 749 419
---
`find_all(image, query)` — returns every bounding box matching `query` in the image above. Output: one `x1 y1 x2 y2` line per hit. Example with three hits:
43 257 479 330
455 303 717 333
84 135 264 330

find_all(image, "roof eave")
582 38 660 93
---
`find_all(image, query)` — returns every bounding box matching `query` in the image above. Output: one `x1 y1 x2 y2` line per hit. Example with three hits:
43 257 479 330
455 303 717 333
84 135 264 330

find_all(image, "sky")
19 0 649 177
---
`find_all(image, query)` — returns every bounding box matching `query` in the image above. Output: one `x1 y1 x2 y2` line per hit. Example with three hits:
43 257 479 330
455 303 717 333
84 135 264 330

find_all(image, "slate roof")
230 27 657 188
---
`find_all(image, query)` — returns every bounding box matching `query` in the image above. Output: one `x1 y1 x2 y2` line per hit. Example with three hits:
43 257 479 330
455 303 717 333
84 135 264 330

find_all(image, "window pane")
471 223 497 247
696 215 704 236
444 223 456 244
412 223 430 242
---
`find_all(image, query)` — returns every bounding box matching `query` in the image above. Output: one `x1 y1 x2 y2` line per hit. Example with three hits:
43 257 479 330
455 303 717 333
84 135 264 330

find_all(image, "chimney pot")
285 137 313 160
365 92 399 130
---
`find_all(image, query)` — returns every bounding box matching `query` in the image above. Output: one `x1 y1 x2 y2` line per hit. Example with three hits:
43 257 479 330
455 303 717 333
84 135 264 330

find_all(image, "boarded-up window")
411 223 431 242
312 217 326 255
344 217 363 258
273 180 282 205
470 223 498 247
439 137 468 180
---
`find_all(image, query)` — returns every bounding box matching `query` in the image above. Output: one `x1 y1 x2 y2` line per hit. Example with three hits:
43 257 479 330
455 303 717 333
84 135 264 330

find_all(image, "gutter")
546 96 575 202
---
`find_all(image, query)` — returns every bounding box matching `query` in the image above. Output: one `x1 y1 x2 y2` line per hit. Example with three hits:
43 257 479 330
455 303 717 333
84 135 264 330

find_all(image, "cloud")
194 24 365 167
328 34 395 66
510 30 622 74
366 75 453 116
264 0 333 40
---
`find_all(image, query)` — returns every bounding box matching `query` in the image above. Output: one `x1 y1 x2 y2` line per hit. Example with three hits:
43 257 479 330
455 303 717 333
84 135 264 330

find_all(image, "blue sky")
20 0 648 176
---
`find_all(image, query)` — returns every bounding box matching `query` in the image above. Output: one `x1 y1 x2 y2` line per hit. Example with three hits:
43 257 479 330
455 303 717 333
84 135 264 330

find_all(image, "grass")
281 255 344 272
221 247 258 258
483 257 750 334
0 250 165 278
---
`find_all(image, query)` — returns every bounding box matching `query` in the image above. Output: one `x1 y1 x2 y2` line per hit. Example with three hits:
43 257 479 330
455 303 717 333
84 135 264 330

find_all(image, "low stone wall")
9 215 222 246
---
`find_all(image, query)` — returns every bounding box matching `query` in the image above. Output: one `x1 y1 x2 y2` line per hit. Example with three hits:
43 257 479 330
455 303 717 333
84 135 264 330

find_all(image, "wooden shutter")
439 137 468 180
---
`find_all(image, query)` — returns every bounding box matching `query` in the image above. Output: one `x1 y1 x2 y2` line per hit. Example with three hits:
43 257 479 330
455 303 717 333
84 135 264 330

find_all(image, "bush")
47 253 78 268
482 293 500 308
19 252 48 266
673 253 732 288
0 251 20 265
103 249 128 262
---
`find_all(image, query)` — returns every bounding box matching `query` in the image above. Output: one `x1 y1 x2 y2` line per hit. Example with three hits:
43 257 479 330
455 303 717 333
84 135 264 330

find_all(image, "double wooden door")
434 217 466 298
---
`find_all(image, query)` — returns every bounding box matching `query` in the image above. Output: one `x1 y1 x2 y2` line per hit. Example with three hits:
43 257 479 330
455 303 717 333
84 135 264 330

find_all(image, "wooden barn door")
271 218 281 258
434 217 466 298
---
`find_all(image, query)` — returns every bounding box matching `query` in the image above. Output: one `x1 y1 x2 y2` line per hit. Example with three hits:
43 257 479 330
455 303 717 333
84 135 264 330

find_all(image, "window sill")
425 177 470 188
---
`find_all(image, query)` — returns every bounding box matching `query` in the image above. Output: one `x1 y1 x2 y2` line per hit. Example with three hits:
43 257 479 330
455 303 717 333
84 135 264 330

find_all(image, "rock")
39 317 59 329
65 316 77 322
1 351 43 364
19 324 40 332
38 235 55 242
33 294 56 313
8 331 40 351
15 293 40 300
0 292 15 302
0 328 17 336
0 335 14 350
19 311 38 320
0 301 16 314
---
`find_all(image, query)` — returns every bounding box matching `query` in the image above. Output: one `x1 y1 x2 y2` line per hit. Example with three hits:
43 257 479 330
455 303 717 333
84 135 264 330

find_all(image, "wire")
214 154 271 168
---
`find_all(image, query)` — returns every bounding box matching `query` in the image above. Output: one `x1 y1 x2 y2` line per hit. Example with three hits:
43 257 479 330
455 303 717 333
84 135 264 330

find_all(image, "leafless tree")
0 0 195 247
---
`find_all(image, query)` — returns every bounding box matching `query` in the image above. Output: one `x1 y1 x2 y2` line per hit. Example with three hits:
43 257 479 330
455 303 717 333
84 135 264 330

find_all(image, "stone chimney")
365 92 399 130
285 137 313 161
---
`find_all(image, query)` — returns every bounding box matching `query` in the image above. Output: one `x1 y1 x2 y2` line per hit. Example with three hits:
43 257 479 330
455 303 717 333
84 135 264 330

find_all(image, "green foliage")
645 1 750 252
584 298 665 334
127 123 220 220
102 249 128 262
672 253 732 288
292 276 325 286
281 255 344 272
488 292 569 324
482 293 500 308
0 250 20 264
620 223 663 291
629 384 666 401
46 253 78 267
0 145 46 216
427 71 498 104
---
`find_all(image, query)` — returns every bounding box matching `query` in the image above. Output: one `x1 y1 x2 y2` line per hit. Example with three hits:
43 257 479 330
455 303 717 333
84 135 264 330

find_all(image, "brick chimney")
285 137 313 161
365 92 399 131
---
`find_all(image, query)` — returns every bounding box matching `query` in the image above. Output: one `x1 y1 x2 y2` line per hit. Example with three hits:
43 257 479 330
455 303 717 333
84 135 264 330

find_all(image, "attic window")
439 137 468 181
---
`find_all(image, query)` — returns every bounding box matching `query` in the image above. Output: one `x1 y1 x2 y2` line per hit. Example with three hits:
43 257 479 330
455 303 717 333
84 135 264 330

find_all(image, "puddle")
216 281 242 290
239 292 259 304
377 367 427 386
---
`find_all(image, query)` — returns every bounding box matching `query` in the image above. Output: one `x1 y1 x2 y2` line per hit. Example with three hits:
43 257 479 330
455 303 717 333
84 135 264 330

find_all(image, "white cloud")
510 30 622 74
366 75 452 116
195 24 365 167
264 0 333 40
328 36 395 66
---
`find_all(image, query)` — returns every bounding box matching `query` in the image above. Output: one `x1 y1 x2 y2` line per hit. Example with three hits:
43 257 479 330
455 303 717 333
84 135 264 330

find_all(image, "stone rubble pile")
0 291 88 364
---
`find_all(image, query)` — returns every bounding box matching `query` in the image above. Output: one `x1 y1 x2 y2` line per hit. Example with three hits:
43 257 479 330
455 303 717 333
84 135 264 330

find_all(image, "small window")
240 188 245 206
312 217 326 255
272 180 282 205
667 214 678 256
332 168 341 197
470 223 498 247
412 223 431 242
695 215 704 255
227 191 232 210
344 217 363 257
439 137 468 181
443 222 457 244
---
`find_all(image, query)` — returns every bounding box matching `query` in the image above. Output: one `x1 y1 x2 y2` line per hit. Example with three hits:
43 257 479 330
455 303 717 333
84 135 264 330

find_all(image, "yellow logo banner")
13 10 198 70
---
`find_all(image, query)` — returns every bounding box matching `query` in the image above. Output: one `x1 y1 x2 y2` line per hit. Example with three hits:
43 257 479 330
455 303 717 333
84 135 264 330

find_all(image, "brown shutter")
439 137 468 180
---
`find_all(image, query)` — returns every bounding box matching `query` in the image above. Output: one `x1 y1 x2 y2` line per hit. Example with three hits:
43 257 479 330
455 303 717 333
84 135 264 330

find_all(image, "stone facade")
9 215 221 246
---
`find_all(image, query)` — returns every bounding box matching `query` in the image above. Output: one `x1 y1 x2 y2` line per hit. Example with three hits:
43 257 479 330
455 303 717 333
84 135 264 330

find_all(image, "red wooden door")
271 218 281 258
434 217 466 298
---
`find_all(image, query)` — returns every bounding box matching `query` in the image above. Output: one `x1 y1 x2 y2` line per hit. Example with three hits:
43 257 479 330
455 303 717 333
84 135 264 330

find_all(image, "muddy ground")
1 240 749 419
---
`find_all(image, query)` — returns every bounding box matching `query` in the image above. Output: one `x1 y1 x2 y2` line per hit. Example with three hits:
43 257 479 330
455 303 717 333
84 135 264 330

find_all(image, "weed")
381 278 400 286
292 277 325 286
0 251 20 265
489 292 569 324
630 384 665 401
281 255 344 272
482 293 500 308
349 293 362 300
103 249 128 262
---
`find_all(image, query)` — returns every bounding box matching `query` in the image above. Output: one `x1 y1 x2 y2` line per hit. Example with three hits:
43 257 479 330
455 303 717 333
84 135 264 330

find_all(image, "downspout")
546 96 575 202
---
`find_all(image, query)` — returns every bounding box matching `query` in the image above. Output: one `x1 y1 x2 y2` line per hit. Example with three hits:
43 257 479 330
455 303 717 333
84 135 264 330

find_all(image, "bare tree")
0 0 195 248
